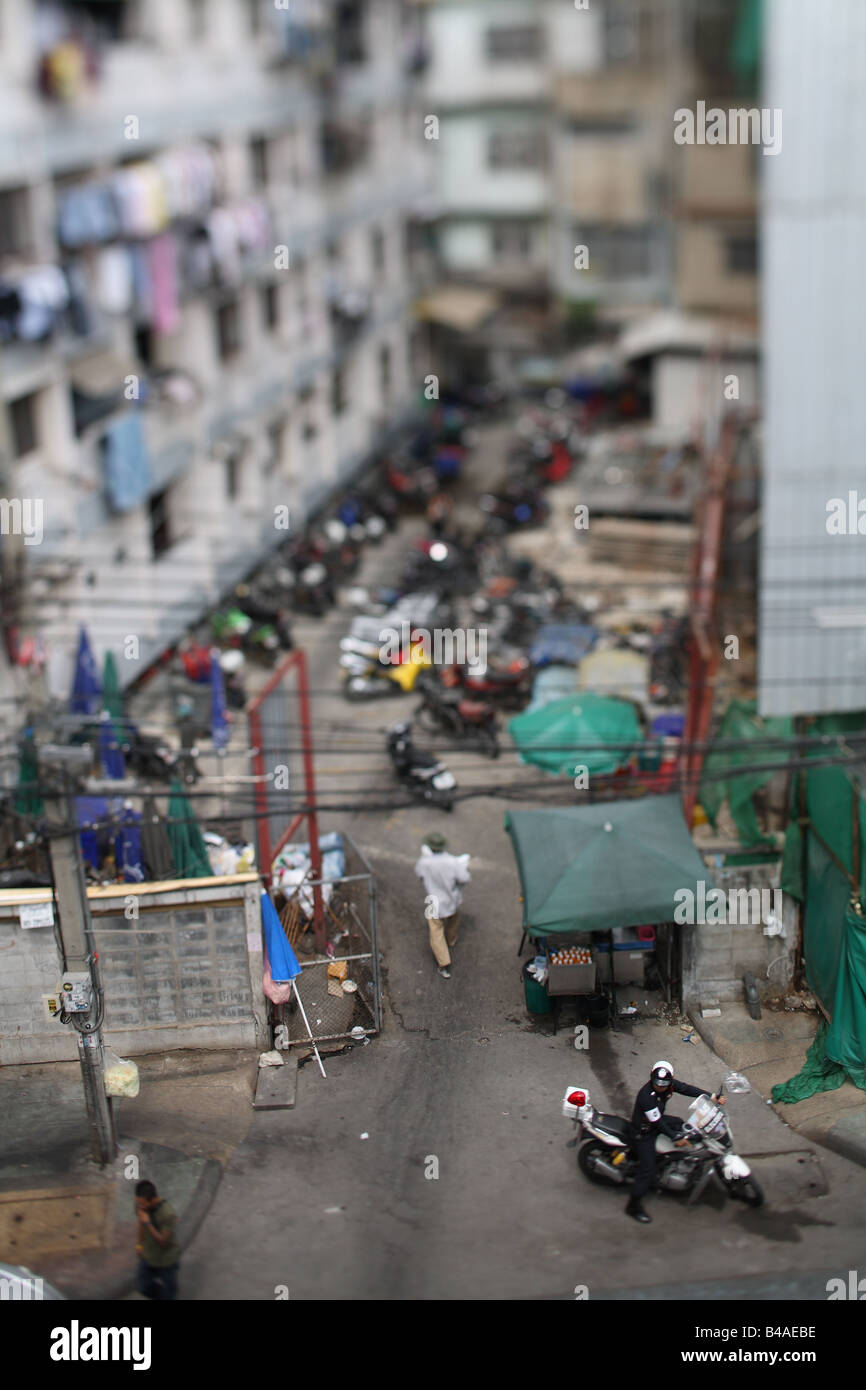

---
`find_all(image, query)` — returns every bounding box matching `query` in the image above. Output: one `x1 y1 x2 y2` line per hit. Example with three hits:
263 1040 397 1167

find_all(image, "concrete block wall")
0 876 268 1064
682 861 799 1006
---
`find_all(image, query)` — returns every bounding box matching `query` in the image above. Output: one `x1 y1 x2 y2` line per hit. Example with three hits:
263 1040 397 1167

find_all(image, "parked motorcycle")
386 722 457 810
479 486 550 533
440 650 532 710
562 1076 765 1209
415 677 500 758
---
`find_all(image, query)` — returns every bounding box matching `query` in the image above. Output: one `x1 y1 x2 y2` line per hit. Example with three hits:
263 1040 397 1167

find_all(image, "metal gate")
274 835 381 1049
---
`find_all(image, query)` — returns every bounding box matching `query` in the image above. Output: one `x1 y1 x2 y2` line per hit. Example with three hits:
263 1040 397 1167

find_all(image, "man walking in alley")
414 831 471 978
135 1179 180 1299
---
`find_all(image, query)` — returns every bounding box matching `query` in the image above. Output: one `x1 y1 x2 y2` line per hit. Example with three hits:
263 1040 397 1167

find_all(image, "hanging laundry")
16 265 70 341
207 207 242 285
130 244 153 323
63 261 93 337
94 245 134 315
101 413 152 512
57 184 119 248
148 234 180 335
113 163 168 238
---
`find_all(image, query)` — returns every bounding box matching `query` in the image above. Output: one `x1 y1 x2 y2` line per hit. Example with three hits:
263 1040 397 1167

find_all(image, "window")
215 300 241 360
491 222 533 261
247 0 262 35
249 135 269 187
581 225 652 278
266 417 287 475
379 345 391 401
602 0 664 67
149 488 172 557
0 186 33 258
488 130 547 170
134 324 154 368
331 368 347 416
302 416 317 442
335 1 366 64
725 234 758 275
485 25 542 62
261 283 279 332
371 226 386 275
9 393 38 458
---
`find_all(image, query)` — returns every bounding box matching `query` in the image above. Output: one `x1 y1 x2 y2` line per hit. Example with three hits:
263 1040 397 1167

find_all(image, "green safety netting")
508 692 642 779
698 699 794 848
505 794 710 935
166 780 212 879
776 760 866 1093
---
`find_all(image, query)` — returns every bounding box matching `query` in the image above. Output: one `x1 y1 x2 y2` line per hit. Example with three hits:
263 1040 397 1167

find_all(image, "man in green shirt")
135 1180 180 1300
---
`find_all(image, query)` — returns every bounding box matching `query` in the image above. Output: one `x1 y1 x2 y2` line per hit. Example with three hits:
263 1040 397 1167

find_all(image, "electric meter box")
59 972 92 1013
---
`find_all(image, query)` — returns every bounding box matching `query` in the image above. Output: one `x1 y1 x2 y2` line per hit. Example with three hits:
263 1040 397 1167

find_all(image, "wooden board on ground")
253 1054 298 1110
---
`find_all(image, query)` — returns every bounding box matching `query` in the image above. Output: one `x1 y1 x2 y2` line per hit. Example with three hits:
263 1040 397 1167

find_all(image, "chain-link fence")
273 836 380 1049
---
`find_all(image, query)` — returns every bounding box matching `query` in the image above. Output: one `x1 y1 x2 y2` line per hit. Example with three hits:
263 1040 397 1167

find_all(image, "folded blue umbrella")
70 626 102 716
261 890 301 983
210 648 229 752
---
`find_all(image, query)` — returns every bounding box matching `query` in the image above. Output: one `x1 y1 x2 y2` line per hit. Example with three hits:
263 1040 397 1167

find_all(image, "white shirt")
414 846 471 919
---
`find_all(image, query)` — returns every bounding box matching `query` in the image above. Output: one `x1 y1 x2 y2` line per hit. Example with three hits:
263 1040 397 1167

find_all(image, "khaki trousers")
428 912 460 967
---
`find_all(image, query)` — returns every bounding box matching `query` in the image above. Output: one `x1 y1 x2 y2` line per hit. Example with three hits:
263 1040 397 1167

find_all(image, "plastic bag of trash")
724 1071 751 1094
103 1048 140 1098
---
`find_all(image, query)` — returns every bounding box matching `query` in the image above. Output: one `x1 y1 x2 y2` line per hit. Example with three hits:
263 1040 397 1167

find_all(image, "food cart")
505 795 712 1029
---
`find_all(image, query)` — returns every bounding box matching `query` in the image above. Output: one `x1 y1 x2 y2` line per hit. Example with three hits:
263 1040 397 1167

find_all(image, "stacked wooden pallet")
588 519 696 573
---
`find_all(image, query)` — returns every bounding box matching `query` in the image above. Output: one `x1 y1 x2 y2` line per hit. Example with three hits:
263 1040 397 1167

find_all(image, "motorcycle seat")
595 1114 634 1145
457 699 489 719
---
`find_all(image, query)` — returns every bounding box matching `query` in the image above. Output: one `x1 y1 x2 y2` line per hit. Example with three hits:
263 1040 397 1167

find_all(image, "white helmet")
651 1060 674 1091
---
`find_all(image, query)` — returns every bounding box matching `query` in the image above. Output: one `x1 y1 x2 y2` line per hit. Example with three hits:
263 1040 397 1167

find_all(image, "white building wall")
0 0 427 708
759 0 866 717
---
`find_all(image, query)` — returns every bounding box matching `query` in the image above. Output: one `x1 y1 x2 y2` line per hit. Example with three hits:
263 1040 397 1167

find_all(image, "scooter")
386 722 457 810
562 1076 764 1209
440 651 533 710
414 678 500 758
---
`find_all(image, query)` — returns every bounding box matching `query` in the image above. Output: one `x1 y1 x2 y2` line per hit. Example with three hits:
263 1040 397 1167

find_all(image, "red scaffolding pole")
247 648 325 949
681 415 738 823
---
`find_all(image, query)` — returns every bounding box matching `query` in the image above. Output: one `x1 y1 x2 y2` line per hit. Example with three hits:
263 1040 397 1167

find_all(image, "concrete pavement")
691 1003 866 1172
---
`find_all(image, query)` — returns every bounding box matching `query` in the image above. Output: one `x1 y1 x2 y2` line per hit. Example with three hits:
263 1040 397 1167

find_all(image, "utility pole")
44 775 117 1168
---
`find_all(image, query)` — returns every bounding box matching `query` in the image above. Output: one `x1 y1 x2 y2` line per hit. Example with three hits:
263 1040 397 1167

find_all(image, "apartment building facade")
417 0 759 374
0 0 429 711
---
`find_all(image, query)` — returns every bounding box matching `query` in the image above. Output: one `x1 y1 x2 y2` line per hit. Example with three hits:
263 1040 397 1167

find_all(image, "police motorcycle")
562 1073 764 1208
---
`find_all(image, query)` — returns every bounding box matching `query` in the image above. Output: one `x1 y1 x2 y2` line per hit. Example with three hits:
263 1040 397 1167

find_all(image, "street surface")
180 424 866 1300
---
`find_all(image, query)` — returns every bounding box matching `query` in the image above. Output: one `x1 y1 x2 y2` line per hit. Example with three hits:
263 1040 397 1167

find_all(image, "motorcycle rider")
625 1061 725 1224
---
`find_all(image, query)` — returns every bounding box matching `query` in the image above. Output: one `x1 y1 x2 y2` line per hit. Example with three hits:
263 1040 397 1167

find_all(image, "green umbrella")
505 795 712 935
101 651 123 723
508 692 642 777
166 780 212 879
15 729 43 816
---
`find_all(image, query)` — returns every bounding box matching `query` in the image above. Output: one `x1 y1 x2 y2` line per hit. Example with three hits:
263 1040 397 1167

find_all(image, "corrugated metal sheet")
759 0 866 717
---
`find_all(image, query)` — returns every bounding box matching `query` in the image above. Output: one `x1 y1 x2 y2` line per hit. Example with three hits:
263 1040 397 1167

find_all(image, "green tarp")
772 1018 866 1105
698 699 794 848
505 793 710 935
508 692 642 778
777 760 866 1092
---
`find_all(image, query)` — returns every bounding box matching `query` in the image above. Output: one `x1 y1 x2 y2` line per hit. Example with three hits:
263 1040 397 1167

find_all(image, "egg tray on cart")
545 934 597 997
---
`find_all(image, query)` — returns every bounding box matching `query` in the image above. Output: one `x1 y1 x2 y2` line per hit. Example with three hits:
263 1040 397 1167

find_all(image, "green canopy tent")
508 692 642 778
505 794 710 936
